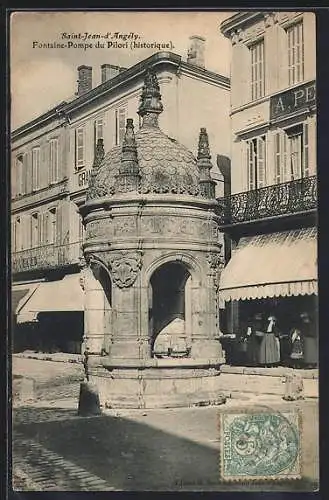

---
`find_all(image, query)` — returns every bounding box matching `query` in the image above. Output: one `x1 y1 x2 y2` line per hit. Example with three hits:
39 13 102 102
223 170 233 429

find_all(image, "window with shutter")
14 217 21 251
49 208 57 244
275 131 289 184
287 21 304 85
94 118 104 152
23 153 29 195
50 138 59 183
16 155 24 196
75 128 85 170
245 135 267 190
250 39 265 101
257 136 266 187
31 213 40 248
283 124 308 181
32 147 40 191
115 107 127 145
302 122 309 178
43 212 49 244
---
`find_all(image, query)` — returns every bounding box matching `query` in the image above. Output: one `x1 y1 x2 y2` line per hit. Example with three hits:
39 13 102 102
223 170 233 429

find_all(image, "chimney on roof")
187 35 206 68
101 64 127 83
77 65 92 96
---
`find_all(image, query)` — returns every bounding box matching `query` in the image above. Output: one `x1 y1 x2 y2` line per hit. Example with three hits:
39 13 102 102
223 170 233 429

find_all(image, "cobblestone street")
11 356 319 492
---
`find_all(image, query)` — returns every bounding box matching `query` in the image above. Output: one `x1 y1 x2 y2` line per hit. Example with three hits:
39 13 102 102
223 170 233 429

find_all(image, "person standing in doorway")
300 312 318 368
258 315 281 367
246 313 264 366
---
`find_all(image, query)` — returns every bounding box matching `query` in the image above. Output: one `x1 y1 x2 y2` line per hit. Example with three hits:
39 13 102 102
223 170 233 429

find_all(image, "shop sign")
270 80 316 120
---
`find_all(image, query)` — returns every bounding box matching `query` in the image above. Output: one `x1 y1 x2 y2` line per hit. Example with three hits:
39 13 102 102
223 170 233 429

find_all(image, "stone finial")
115 119 140 192
198 127 211 160
138 69 163 127
93 138 105 168
197 128 216 199
122 118 137 156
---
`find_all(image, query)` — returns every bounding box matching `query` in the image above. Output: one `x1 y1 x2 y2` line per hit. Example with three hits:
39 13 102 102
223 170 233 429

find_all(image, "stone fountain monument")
79 69 226 408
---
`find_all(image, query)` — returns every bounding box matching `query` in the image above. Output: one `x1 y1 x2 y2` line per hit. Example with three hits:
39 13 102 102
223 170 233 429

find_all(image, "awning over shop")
219 227 317 301
12 283 41 318
16 274 84 324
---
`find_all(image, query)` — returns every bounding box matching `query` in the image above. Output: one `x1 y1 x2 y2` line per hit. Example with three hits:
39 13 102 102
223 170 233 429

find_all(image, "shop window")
75 127 85 170
115 107 127 145
246 135 266 190
49 138 59 183
286 21 304 86
32 147 40 191
249 39 265 101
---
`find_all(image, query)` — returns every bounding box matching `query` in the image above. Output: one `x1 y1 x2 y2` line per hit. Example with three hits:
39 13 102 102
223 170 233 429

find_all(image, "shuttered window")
23 153 29 195
16 155 24 196
115 107 127 145
274 130 288 184
246 135 267 190
275 123 309 183
75 127 85 170
94 118 104 152
302 122 309 178
14 217 22 251
287 21 304 85
31 213 41 248
50 138 59 183
250 39 265 100
32 147 40 191
49 208 57 244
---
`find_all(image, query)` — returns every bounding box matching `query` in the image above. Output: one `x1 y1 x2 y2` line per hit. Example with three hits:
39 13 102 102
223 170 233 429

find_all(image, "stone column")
82 264 106 354
105 250 150 360
190 253 224 361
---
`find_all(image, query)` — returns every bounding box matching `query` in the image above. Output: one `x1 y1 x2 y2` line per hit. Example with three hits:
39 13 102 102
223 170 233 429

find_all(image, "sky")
10 10 233 130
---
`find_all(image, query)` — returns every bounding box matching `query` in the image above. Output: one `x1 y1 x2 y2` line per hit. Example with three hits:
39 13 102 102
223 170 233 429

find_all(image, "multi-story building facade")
218 12 317 365
11 40 231 353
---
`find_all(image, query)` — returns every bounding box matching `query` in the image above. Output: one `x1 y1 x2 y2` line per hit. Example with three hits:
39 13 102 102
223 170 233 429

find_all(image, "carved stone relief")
86 250 143 288
207 251 224 291
113 216 137 236
86 219 112 240
140 216 219 240
108 251 143 288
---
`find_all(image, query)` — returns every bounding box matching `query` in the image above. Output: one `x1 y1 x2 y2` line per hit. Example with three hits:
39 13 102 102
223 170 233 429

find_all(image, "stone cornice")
80 192 219 218
12 51 229 141
220 11 265 38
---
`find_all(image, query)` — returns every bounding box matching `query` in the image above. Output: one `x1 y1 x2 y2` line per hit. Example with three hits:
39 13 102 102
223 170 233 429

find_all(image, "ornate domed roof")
86 69 215 201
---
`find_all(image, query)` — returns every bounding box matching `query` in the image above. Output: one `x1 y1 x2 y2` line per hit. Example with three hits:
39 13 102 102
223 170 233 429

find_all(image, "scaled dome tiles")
87 126 201 200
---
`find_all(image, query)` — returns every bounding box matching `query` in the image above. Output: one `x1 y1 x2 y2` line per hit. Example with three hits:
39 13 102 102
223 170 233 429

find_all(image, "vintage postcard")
10 10 318 492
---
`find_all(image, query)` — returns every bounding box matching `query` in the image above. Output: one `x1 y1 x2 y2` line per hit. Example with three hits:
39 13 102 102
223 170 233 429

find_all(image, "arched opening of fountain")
149 261 192 358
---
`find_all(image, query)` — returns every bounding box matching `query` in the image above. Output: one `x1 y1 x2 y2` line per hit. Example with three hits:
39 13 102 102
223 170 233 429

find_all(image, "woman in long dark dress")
258 315 281 367
246 313 265 366
300 312 318 368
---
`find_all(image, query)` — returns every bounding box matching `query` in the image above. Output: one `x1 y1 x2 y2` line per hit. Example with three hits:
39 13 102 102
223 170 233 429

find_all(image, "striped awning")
16 274 84 323
219 228 317 302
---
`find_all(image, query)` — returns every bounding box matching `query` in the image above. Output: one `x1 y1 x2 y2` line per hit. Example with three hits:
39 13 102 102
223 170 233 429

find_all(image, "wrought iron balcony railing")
12 240 84 274
216 175 317 226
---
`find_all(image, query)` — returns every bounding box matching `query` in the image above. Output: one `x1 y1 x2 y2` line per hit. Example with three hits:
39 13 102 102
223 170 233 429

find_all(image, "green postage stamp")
219 407 302 482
